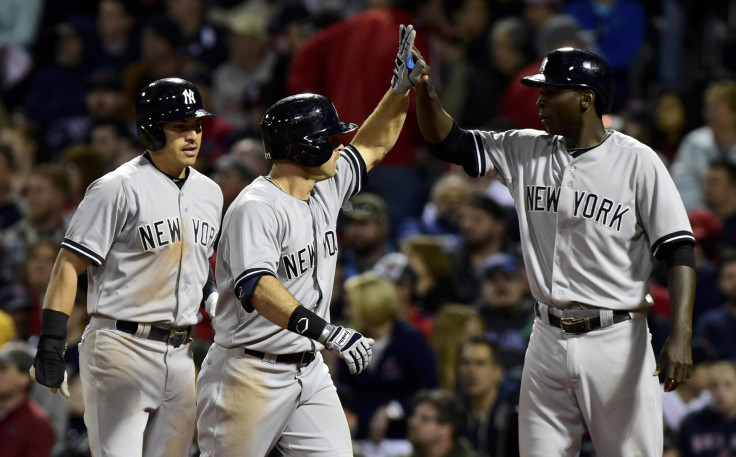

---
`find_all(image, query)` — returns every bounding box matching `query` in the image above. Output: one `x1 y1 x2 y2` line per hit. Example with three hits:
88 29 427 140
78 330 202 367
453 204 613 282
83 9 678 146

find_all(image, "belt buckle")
560 317 591 335
299 352 313 366
168 329 189 348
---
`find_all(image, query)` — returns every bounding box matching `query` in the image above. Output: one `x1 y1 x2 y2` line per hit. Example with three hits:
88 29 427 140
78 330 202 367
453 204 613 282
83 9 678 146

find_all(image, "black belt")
116 321 193 348
536 303 631 335
244 349 316 366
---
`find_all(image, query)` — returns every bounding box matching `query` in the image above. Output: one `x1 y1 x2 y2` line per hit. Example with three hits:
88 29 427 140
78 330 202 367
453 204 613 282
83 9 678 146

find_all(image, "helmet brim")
193 108 215 118
331 121 358 135
520 74 547 87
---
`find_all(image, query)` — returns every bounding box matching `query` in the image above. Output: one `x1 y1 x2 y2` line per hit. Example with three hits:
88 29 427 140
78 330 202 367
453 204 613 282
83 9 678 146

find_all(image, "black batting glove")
31 309 69 397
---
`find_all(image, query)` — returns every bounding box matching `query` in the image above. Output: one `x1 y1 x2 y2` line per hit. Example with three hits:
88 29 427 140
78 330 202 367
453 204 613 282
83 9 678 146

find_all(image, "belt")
244 348 316 366
116 320 193 348
536 303 631 335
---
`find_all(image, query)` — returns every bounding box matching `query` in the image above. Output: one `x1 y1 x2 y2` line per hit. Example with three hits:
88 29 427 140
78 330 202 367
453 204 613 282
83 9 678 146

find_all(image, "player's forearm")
250 275 302 328
414 77 454 144
351 89 409 169
666 265 695 338
42 250 89 316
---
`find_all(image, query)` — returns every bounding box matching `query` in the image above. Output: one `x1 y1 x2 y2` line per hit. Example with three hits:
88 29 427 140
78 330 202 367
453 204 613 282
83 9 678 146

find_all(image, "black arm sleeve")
655 241 696 269
426 122 480 174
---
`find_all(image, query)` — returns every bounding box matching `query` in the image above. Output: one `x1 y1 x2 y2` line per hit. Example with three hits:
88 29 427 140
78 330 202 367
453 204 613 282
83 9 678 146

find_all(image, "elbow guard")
235 272 274 313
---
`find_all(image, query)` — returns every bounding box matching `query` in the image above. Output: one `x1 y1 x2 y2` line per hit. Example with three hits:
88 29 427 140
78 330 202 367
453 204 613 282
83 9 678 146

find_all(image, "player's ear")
581 90 594 113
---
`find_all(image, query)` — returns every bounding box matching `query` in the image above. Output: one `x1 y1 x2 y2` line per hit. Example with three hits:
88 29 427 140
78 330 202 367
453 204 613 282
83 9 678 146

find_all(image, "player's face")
157 118 203 177
310 136 343 180
536 85 585 136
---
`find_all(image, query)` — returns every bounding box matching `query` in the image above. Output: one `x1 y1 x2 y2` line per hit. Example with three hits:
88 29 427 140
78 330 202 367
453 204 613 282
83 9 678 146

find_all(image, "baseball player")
194 25 426 457
30 78 223 457
413 45 696 456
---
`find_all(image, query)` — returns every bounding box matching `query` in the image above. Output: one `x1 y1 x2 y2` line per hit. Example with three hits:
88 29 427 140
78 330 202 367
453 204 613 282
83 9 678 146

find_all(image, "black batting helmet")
261 94 358 167
135 78 214 151
521 47 614 114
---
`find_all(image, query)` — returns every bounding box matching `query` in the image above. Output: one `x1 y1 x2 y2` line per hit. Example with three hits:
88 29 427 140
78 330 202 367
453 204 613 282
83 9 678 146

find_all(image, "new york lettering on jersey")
525 185 630 231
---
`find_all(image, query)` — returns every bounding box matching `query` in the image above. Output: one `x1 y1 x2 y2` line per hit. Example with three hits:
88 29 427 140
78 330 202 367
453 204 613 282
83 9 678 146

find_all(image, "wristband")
287 305 329 341
41 309 69 338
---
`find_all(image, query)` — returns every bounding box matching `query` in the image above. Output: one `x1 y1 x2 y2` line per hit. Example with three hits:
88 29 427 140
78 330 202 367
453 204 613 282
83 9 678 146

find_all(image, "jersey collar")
566 130 613 158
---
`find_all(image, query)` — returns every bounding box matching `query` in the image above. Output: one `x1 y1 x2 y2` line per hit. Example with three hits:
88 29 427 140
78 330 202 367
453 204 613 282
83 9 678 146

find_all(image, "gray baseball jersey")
63 153 222 457
212 145 366 352
62 154 222 325
459 127 693 457
462 128 694 310
196 146 367 456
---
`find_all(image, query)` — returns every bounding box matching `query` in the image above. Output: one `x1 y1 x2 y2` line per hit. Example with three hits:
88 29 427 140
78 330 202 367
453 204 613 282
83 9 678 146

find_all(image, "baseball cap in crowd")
342 194 389 224
86 69 122 92
373 252 416 285
0 341 35 373
267 3 309 34
143 14 182 48
0 310 16 346
223 9 269 41
0 284 32 313
688 210 722 241
214 154 257 182
479 252 520 278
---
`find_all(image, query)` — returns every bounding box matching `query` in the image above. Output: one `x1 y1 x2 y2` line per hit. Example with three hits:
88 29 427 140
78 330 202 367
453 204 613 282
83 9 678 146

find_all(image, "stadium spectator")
404 388 480 457
0 341 55 457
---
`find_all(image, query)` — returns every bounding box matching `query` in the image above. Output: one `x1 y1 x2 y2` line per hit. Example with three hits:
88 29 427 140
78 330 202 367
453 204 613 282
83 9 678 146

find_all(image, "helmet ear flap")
137 124 166 151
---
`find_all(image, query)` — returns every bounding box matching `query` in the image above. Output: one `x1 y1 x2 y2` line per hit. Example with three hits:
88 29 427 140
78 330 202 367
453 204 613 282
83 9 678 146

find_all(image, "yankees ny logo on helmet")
183 89 196 105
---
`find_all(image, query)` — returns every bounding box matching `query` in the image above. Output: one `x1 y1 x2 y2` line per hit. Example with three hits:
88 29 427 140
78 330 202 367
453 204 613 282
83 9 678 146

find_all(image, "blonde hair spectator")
344 271 399 334
431 304 485 391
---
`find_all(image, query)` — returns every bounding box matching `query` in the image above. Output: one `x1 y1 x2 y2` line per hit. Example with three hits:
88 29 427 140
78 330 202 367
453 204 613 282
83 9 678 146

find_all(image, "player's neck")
565 121 607 149
268 165 316 201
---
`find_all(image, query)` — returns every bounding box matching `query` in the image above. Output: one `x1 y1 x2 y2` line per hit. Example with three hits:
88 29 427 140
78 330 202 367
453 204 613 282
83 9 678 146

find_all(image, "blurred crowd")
1 0 736 456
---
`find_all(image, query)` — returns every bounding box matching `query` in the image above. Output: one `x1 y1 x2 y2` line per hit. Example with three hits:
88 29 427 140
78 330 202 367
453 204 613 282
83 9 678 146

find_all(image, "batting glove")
204 291 219 318
323 324 374 375
31 336 70 398
391 24 426 94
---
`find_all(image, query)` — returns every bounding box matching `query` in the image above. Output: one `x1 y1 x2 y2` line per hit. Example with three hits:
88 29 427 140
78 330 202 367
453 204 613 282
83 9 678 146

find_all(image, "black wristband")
287 305 329 341
41 309 69 339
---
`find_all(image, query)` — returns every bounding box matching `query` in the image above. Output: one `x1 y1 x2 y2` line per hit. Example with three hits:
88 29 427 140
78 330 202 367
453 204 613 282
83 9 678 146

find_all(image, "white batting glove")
323 324 374 375
204 291 219 319
30 365 70 398
391 24 426 94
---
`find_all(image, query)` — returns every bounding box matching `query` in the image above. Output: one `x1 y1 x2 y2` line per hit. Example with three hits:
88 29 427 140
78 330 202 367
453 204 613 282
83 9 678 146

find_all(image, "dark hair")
468 193 506 220
143 14 182 48
31 163 70 193
91 119 135 142
462 335 500 364
412 389 466 439
709 159 736 185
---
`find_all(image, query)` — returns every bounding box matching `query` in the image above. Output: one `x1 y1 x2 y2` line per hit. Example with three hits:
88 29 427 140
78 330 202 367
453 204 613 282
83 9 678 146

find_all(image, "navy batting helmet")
135 78 214 151
261 94 358 167
521 47 614 114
